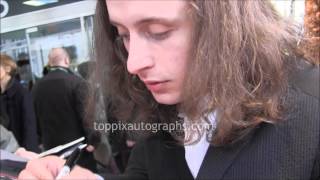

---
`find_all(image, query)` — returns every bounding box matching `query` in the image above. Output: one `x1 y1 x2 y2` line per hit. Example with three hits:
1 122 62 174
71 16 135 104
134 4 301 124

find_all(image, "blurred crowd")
0 48 131 175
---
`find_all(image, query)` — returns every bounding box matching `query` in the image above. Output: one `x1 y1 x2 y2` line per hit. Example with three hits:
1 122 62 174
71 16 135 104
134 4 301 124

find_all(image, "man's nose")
126 36 154 75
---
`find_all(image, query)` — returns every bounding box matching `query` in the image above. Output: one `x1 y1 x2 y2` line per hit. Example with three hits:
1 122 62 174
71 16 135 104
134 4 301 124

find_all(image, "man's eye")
147 31 171 41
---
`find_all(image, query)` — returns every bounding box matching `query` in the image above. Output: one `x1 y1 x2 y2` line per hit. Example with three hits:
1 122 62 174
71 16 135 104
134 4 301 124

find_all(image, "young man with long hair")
19 1 319 179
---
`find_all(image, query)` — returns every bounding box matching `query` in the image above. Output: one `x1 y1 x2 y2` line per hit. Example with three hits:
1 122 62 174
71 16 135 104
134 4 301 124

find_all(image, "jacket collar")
156 121 257 180
48 66 72 74
196 128 256 180
2 78 19 97
159 131 194 180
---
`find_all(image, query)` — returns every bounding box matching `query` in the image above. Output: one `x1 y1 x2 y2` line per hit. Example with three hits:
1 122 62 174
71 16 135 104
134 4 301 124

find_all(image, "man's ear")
65 58 70 66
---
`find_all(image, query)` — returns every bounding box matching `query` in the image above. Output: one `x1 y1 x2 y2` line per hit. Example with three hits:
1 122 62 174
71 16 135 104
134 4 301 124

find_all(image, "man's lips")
143 80 169 92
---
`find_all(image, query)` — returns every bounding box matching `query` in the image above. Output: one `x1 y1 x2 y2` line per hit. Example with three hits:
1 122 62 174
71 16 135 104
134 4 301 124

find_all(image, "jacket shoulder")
289 59 319 99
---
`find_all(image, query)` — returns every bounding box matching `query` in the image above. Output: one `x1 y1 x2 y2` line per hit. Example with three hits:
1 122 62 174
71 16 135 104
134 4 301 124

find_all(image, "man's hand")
18 156 98 179
15 148 39 160
19 156 64 179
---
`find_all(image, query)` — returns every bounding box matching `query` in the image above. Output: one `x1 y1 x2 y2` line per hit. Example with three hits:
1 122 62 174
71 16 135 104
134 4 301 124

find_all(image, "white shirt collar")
182 111 217 178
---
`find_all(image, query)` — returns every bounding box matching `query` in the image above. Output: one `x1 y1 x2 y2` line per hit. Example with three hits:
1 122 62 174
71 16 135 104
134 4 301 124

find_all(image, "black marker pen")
55 144 87 179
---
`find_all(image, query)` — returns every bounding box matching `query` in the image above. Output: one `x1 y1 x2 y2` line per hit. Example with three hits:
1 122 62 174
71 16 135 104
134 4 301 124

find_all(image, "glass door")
26 18 86 80
0 29 32 88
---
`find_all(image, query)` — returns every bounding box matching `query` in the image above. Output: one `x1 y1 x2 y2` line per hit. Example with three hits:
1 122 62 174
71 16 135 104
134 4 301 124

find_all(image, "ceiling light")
23 0 58 7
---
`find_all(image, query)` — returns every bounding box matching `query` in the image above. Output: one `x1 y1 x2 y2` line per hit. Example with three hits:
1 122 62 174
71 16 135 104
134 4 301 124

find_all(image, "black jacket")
32 67 88 150
105 63 320 180
0 78 39 152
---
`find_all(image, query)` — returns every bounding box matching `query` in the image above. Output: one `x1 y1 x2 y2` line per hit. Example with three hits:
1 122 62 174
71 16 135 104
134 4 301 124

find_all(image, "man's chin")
152 93 181 105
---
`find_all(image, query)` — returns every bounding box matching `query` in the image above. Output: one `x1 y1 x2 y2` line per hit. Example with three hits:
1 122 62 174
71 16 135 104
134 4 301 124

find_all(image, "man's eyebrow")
110 20 123 28
134 17 179 26
110 17 180 28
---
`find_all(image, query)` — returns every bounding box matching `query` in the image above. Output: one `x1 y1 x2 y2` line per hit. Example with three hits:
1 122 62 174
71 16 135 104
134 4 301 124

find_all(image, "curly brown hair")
87 0 300 145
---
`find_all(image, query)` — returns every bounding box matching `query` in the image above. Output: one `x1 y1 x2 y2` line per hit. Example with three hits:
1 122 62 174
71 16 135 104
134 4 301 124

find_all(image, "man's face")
0 65 8 81
107 0 193 105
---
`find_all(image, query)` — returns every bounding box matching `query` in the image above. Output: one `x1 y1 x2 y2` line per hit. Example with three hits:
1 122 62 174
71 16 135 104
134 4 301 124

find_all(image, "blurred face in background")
107 0 194 105
0 65 6 81
0 65 5 80
0 64 11 81
0 55 17 87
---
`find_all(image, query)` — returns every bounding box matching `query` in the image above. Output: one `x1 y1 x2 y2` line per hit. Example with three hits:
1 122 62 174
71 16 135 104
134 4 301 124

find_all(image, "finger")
42 156 66 176
126 140 135 147
18 169 37 180
15 148 26 155
26 159 54 180
15 149 39 160
63 166 97 179
86 145 95 152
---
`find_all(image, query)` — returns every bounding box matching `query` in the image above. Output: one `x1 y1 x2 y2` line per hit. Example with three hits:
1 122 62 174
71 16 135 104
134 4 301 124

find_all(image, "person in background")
80 60 139 174
19 1 319 179
0 124 19 153
0 54 39 152
0 124 39 160
78 61 96 80
78 60 116 173
0 106 42 160
31 47 97 171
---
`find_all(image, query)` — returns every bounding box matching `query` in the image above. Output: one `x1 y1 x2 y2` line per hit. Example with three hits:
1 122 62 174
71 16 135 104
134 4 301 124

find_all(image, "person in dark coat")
32 47 88 149
0 54 39 152
31 47 97 171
